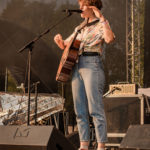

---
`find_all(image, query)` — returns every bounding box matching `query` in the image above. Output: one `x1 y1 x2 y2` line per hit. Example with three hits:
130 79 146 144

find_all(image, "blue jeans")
71 55 107 143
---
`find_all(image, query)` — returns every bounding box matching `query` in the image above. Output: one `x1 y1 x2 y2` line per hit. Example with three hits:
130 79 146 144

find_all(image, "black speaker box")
104 96 150 133
120 124 150 149
0 125 77 150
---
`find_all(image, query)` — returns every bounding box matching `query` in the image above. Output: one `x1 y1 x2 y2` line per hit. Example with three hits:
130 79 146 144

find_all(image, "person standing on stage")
54 0 115 149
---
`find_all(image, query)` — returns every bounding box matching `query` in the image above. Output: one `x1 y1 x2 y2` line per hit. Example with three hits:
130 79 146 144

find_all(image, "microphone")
62 9 83 14
113 87 121 91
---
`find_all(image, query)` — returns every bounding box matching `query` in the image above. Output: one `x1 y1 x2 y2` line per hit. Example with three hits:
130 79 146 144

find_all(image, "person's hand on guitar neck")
54 34 67 50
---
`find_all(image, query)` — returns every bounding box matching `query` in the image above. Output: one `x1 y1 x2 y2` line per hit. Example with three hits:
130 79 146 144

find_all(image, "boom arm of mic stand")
18 13 72 53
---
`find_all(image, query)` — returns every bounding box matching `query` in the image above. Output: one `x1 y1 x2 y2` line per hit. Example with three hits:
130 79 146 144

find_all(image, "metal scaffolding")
126 0 144 86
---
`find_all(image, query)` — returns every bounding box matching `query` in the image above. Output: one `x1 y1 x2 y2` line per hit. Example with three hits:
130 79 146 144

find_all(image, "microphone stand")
18 12 73 126
33 81 40 125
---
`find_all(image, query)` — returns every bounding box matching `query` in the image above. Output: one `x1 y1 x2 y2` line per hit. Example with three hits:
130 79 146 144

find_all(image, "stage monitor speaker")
0 125 77 150
120 125 150 149
104 96 150 133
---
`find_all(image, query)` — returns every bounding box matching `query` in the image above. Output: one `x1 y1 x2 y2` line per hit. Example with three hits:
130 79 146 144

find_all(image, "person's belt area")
80 52 100 56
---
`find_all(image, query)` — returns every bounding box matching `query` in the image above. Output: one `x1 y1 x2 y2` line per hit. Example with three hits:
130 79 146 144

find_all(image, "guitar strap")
70 18 89 46
70 18 89 55
76 18 89 33
72 18 99 43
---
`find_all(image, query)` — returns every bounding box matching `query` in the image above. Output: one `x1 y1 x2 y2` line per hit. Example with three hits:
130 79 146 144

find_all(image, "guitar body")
56 39 81 82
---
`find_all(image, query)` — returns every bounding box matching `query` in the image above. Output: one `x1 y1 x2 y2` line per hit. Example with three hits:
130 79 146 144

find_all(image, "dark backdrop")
0 0 126 93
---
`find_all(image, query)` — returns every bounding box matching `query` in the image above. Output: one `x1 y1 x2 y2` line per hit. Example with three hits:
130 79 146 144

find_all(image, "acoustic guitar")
56 38 81 82
56 20 88 82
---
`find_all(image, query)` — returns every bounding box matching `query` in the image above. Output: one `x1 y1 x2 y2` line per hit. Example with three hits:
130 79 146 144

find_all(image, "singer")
54 0 115 150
